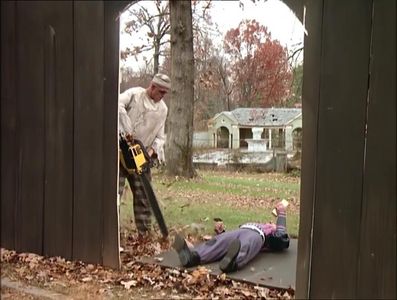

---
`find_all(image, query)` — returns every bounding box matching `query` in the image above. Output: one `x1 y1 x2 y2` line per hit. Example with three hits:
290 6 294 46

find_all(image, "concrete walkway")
1 277 71 300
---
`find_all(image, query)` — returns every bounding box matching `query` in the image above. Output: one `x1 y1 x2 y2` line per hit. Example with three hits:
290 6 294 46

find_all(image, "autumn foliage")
120 4 300 131
224 19 292 107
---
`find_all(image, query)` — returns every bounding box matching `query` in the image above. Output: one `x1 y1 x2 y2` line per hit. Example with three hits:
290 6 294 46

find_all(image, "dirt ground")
1 232 294 299
1 286 41 300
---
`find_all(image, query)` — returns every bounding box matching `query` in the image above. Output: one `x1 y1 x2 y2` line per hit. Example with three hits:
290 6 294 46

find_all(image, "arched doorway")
292 127 302 151
217 126 229 148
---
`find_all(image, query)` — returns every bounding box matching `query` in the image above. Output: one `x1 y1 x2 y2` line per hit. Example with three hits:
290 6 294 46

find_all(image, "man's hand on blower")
125 133 134 143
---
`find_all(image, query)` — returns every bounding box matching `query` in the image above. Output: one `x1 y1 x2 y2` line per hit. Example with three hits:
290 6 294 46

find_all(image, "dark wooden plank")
357 1 396 298
1 1 17 250
42 1 74 260
73 1 104 264
295 0 323 298
102 1 126 269
310 0 372 298
15 1 47 254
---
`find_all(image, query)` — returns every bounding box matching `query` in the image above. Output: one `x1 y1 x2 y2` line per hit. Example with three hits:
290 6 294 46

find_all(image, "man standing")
118 73 171 237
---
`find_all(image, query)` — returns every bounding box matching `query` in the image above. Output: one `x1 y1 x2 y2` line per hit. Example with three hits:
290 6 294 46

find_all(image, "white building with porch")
207 108 302 152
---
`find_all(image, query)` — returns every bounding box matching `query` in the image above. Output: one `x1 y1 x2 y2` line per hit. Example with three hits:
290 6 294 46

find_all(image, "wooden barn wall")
73 0 105 265
357 0 396 297
1 0 18 251
296 0 396 298
1 1 121 268
294 0 321 296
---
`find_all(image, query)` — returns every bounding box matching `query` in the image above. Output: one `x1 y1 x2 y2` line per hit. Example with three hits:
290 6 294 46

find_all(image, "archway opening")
116 0 305 293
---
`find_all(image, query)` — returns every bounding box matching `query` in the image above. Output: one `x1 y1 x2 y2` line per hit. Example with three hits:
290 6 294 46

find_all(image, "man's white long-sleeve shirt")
119 87 168 155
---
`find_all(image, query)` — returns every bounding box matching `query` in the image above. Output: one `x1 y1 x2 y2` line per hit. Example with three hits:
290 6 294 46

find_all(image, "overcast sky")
210 0 304 49
120 0 305 70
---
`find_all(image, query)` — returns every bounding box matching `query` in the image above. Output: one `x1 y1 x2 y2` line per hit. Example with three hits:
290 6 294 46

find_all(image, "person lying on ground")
172 201 290 273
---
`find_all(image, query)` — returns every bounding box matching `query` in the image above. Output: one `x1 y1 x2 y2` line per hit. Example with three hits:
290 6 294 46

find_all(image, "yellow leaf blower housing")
119 134 150 175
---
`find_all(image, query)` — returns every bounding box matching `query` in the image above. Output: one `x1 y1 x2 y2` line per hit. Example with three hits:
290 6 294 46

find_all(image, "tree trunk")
166 0 195 178
153 40 160 74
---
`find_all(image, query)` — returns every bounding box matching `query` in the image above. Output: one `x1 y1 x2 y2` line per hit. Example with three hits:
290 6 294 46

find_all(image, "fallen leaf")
202 235 212 241
37 271 48 278
218 273 227 281
168 269 180 276
81 276 92 282
241 289 255 297
120 279 137 289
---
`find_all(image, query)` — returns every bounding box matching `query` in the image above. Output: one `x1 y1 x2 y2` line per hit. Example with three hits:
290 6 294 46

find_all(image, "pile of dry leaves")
1 232 294 299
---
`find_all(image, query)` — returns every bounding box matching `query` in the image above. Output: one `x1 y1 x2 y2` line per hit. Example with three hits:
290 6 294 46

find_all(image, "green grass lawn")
120 169 301 237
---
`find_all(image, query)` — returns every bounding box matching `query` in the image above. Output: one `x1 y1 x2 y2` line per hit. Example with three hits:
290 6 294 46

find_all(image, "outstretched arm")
267 201 290 251
275 203 287 235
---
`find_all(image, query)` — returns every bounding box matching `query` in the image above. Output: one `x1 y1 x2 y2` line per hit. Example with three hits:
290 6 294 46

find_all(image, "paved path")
1 277 71 300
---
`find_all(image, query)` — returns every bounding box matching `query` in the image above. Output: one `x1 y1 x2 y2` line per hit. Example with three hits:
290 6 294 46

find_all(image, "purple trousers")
194 228 263 269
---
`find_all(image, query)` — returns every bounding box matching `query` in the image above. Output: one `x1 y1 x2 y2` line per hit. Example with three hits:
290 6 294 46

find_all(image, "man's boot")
173 234 200 267
219 239 240 273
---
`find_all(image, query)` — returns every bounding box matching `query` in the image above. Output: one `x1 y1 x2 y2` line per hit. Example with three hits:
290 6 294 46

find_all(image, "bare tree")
121 1 212 76
166 0 195 178
122 0 170 74
216 56 233 111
